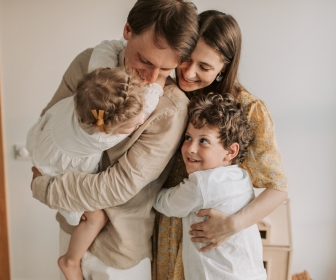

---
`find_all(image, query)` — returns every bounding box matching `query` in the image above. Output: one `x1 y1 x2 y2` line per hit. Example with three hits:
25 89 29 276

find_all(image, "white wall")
1 0 335 279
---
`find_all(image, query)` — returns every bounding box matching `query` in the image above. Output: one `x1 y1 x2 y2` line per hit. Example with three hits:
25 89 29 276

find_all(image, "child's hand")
189 208 239 252
81 214 87 221
31 166 42 189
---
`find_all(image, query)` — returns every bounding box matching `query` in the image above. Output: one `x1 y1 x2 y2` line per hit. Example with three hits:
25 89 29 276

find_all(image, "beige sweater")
32 47 189 269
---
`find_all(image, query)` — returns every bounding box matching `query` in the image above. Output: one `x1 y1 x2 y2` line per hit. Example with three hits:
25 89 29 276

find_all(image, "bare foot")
58 255 83 280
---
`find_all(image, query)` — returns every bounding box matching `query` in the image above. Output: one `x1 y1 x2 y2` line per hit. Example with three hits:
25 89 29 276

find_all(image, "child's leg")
58 210 108 280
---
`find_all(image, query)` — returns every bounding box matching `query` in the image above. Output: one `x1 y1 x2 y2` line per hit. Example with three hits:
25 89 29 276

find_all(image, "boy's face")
123 23 178 85
181 123 232 174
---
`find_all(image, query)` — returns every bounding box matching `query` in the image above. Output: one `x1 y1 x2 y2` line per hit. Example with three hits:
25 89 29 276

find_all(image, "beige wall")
0 0 335 279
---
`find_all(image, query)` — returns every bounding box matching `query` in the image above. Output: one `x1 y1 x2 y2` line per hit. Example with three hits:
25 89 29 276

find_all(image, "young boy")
154 93 267 280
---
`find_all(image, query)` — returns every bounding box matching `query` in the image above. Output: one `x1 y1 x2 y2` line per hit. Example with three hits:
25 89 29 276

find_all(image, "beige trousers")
59 229 151 280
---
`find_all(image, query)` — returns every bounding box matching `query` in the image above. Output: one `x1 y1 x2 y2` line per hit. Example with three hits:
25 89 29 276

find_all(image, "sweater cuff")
32 175 52 205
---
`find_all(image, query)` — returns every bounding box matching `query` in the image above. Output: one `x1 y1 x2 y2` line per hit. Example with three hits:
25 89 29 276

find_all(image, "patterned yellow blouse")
151 91 288 280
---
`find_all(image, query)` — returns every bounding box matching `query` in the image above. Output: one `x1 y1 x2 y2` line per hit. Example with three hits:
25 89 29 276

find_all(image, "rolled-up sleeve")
32 93 188 212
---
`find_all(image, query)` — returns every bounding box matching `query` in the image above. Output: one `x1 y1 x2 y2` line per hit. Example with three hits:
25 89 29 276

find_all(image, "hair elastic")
91 110 106 132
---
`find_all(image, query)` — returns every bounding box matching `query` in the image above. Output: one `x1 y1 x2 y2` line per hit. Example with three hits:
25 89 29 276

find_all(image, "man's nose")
145 68 160 84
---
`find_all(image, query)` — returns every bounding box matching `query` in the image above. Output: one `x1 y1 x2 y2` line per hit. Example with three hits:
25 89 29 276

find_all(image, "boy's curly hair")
187 93 254 164
74 67 145 134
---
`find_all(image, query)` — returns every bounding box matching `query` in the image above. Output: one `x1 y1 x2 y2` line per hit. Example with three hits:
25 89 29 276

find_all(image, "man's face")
123 23 179 85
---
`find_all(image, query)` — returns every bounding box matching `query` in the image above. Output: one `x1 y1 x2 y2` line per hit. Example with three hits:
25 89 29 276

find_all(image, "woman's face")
177 39 225 92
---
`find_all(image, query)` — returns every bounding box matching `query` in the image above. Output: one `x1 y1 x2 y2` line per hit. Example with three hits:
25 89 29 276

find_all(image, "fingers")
31 166 38 190
31 166 42 178
190 222 204 231
196 208 212 217
189 229 208 237
199 243 217 252
190 237 209 243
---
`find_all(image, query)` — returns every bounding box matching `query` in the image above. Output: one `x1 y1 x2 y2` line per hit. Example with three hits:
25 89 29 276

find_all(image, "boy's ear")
123 23 132 40
224 143 239 162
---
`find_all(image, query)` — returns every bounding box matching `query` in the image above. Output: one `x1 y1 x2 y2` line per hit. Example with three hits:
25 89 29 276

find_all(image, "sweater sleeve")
240 99 288 191
32 86 188 212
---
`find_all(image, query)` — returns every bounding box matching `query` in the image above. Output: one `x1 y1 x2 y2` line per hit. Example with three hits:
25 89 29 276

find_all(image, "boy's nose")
187 142 197 154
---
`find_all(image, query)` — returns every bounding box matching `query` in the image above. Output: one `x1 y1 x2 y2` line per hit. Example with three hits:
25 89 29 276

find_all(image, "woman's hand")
190 188 288 252
31 166 42 189
189 209 240 252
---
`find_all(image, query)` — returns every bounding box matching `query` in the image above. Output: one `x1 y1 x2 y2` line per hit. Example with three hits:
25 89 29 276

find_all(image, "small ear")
123 23 132 41
224 143 239 162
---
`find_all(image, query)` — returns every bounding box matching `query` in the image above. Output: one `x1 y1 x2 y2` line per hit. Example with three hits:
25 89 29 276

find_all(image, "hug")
28 1 287 279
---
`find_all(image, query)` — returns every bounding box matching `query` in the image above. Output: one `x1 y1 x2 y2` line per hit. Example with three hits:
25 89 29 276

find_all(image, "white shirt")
154 165 267 280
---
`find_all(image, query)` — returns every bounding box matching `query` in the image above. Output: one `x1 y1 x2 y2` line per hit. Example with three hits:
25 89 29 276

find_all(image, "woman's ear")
123 23 132 41
224 143 239 162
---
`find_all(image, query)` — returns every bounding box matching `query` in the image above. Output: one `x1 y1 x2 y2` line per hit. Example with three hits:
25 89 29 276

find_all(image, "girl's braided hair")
74 67 145 134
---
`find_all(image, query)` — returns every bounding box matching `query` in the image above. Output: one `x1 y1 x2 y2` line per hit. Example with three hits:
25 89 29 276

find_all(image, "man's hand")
31 166 42 189
189 208 239 252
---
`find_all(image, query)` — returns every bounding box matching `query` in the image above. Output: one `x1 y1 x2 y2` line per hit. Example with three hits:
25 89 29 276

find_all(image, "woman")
152 10 288 280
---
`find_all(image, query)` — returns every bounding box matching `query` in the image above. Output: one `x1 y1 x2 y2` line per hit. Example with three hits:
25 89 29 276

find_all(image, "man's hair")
187 93 254 164
74 67 145 134
127 0 198 61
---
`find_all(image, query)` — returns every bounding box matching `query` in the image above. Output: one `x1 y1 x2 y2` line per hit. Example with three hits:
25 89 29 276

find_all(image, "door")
0 81 11 279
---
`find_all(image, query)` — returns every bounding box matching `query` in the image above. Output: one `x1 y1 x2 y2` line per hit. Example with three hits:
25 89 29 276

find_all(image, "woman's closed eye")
200 64 211 71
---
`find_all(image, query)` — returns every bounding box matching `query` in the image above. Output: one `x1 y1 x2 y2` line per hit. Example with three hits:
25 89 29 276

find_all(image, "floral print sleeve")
239 91 288 191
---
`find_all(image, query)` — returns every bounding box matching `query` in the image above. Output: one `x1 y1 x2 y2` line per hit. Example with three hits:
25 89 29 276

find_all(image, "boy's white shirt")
154 165 267 280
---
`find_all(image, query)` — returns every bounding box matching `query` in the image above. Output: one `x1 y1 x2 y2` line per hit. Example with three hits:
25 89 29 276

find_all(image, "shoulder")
160 78 189 112
238 90 274 127
239 90 268 112
88 39 125 72
191 166 246 183
192 166 253 197
46 96 74 115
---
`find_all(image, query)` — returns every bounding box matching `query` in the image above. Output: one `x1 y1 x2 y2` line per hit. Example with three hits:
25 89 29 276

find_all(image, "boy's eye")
184 135 192 141
200 138 209 144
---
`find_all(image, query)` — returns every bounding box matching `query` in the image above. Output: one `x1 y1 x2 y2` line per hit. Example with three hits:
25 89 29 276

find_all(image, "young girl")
26 67 163 280
154 93 267 280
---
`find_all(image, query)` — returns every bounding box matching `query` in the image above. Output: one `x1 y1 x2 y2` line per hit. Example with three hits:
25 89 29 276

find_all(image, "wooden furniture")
258 199 293 280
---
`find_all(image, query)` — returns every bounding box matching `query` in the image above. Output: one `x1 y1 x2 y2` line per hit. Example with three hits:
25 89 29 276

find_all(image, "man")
31 0 198 279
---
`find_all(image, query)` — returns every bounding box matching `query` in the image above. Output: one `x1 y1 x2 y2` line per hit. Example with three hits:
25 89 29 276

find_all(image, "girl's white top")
26 84 162 177
26 38 162 226
154 165 267 280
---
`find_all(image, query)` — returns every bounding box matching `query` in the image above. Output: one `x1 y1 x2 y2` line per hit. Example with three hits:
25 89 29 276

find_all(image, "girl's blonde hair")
74 67 145 134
